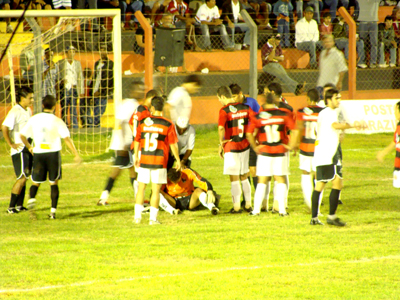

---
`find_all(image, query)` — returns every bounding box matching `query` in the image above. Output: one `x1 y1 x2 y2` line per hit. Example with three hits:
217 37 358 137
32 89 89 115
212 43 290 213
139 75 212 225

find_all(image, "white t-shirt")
314 107 341 166
295 17 319 45
175 124 195 157
109 98 139 150
20 112 70 153
196 3 220 22
2 104 32 155
167 86 192 123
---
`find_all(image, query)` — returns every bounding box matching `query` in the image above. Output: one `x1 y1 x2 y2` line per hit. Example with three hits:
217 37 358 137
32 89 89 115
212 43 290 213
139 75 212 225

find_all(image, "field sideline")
1 130 400 299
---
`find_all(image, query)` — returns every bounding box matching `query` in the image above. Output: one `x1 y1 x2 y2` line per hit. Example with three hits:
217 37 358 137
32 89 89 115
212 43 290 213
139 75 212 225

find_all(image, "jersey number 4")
144 132 158 151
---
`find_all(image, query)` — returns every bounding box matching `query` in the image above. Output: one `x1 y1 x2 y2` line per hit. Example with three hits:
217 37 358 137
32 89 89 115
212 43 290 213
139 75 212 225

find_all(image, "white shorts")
223 149 250 176
393 170 400 188
299 154 316 173
137 167 167 184
256 153 289 177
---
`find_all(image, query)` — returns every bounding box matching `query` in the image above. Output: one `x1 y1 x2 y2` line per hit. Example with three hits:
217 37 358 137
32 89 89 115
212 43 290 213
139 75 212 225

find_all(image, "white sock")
261 181 270 209
199 192 215 210
135 204 144 220
134 180 139 198
275 183 287 214
253 183 266 213
50 208 56 213
159 194 175 215
301 174 312 209
241 179 252 207
231 181 242 211
100 190 109 201
285 175 289 208
273 184 279 211
150 206 159 221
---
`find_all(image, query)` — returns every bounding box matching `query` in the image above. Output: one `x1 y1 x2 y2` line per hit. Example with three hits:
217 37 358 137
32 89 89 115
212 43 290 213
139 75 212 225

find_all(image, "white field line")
1 254 400 294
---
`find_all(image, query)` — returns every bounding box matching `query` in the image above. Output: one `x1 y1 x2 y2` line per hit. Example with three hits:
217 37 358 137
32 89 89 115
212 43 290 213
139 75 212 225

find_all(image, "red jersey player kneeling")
133 96 181 225
246 93 299 217
377 101 400 188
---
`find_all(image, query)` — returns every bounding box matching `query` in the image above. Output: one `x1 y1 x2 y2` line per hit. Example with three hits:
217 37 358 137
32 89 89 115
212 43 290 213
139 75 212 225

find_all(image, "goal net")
0 9 122 155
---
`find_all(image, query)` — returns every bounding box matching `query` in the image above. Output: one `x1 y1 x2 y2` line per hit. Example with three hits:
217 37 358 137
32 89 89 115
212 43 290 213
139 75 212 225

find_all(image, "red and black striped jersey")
218 102 250 153
130 105 150 150
162 167 212 197
247 107 295 157
297 105 325 156
394 122 400 170
134 116 178 169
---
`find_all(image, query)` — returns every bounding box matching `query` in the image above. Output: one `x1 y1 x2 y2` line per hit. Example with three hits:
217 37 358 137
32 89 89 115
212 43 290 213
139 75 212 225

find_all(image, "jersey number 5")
144 132 158 151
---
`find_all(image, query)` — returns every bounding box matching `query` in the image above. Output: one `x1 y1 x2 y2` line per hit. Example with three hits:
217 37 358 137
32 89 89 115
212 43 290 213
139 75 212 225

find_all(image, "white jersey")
109 98 139 150
20 112 70 153
2 104 32 155
314 107 341 166
175 124 195 157
167 86 192 123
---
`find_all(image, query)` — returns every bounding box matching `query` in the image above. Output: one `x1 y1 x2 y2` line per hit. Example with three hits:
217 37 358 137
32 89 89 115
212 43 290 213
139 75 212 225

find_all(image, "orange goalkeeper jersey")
163 167 212 198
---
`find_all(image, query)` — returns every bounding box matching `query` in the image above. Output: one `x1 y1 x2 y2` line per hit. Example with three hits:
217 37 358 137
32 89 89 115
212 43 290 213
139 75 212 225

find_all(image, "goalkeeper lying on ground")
159 167 221 215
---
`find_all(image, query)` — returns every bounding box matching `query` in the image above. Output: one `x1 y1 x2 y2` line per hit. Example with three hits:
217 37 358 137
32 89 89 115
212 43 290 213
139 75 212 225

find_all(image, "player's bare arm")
19 133 33 154
64 137 82 164
377 141 396 162
170 143 181 171
218 125 229 158
2 125 23 151
332 122 353 130
133 140 140 168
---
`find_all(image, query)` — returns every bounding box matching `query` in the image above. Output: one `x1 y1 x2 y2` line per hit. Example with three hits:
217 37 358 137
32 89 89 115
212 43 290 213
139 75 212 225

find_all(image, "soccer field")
1 130 400 299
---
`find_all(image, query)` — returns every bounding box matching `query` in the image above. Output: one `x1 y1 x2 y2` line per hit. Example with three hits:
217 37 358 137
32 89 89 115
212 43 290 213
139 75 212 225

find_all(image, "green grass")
1 131 400 299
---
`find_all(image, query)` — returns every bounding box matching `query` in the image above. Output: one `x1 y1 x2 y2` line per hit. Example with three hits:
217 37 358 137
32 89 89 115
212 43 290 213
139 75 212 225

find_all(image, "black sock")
9 193 18 209
329 189 341 216
311 190 321 218
51 185 59 209
30 185 39 199
130 177 136 190
104 177 115 192
252 177 258 190
16 185 26 207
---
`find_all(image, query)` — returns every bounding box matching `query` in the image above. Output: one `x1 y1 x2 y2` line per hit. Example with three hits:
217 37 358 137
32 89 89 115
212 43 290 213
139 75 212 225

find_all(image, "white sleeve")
116 101 138 122
312 21 319 42
20 119 33 138
57 119 71 139
187 126 195 150
196 5 206 21
2 109 15 129
214 6 220 19
167 88 180 106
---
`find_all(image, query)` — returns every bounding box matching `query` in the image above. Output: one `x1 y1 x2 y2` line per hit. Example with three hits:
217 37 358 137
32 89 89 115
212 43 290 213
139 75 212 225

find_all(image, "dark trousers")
60 88 78 128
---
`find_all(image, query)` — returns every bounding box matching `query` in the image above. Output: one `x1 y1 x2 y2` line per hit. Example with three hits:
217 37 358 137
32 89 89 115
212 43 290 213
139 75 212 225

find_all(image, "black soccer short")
316 164 343 182
113 150 133 169
175 195 192 211
31 152 62 183
249 147 257 167
11 150 33 179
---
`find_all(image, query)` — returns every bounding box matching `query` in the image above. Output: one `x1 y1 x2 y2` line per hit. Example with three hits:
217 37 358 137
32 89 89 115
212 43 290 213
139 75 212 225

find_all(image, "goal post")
0 9 122 155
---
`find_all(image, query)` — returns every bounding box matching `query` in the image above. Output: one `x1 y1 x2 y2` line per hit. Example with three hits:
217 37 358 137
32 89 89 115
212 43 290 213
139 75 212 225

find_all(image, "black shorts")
11 150 33 179
113 150 133 169
316 164 343 182
249 147 257 167
31 152 62 183
175 195 192 211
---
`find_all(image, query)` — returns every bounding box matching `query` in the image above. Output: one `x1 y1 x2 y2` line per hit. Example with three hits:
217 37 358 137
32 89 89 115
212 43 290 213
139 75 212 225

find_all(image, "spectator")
316 35 347 95
222 0 251 49
333 15 367 68
119 0 143 30
358 0 380 68
52 0 72 9
1 0 13 33
19 42 35 83
77 0 99 31
34 0 55 29
273 0 294 48
79 68 93 128
378 16 397 68
144 0 169 25
248 0 271 28
296 0 323 24
319 12 332 40
392 6 400 65
195 0 235 51
133 19 156 56
43 48 57 99
261 34 305 95
295 6 319 69
91 45 114 127
55 45 84 129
